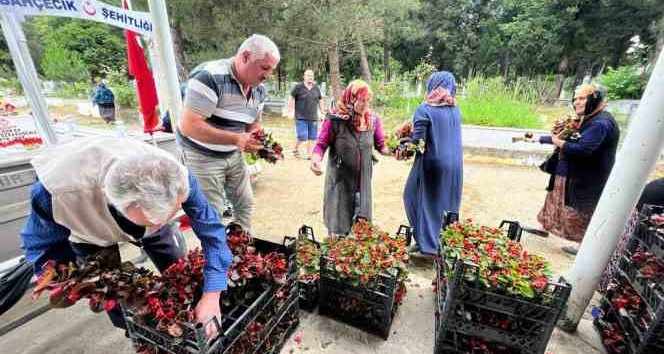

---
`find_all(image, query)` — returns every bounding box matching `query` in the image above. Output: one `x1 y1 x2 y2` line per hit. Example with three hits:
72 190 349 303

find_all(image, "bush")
0 77 23 95
41 43 89 83
53 82 91 99
106 71 137 108
599 66 647 100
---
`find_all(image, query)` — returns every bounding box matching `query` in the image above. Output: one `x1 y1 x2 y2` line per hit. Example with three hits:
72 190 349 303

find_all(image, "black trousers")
70 225 184 329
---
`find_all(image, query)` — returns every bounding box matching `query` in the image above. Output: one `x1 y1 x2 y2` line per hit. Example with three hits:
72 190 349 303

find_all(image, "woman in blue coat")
402 71 463 255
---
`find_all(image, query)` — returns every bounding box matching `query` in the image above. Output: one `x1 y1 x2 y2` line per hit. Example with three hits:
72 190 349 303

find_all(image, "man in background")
288 69 325 159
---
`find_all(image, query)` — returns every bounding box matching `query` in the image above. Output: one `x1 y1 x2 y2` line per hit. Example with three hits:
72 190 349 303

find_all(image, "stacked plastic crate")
434 216 571 354
122 237 299 354
595 205 664 354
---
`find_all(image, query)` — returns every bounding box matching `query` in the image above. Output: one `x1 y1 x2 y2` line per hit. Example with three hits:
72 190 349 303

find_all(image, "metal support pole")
147 0 182 130
558 47 664 332
147 39 167 117
0 13 57 145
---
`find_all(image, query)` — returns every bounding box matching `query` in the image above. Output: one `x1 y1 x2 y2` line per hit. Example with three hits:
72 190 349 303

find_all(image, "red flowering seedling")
440 219 553 300
322 220 409 290
250 129 284 164
297 237 321 283
32 223 293 353
386 121 425 160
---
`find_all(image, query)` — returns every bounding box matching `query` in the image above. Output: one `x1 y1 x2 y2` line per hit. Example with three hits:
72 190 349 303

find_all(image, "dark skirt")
99 106 116 123
537 176 594 242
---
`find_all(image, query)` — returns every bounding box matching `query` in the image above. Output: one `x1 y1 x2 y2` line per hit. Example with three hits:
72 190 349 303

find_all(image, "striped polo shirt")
178 58 265 156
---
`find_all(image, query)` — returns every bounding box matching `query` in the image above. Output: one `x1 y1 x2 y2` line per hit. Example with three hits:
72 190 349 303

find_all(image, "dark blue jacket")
546 111 620 209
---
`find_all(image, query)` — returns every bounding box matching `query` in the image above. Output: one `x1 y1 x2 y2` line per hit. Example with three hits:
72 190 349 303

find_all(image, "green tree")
26 17 126 80
41 43 89 82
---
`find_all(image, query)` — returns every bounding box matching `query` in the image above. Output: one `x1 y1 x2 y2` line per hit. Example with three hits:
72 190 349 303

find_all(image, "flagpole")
147 0 182 131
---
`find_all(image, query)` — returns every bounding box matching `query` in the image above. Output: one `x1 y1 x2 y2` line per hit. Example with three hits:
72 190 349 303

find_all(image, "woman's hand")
552 134 565 149
394 149 406 160
380 146 392 157
310 153 323 176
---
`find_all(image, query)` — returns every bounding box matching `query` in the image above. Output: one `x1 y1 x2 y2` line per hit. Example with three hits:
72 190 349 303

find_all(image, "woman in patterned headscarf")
402 71 463 256
310 80 392 236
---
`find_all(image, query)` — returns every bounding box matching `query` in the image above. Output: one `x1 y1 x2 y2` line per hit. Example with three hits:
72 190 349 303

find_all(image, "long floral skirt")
537 176 594 242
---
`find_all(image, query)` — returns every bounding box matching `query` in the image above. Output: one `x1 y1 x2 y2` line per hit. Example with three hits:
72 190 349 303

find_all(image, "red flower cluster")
250 129 284 163
226 225 289 288
386 121 425 159
297 237 320 283
33 226 289 350
630 248 664 283
0 137 43 148
440 219 553 299
599 281 652 353
323 220 409 289
649 213 664 228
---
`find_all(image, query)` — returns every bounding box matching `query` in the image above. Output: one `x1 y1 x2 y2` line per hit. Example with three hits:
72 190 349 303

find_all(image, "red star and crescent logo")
82 1 96 16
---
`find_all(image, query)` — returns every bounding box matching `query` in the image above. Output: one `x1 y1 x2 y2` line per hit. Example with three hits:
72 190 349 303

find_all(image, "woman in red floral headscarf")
310 80 392 236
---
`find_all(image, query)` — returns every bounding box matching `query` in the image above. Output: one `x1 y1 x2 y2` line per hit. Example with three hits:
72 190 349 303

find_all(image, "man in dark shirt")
288 69 325 159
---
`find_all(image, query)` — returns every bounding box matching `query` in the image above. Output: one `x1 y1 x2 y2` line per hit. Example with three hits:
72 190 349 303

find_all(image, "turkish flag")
123 1 159 133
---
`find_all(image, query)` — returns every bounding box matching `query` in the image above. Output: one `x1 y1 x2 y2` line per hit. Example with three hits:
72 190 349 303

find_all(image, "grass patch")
459 97 543 129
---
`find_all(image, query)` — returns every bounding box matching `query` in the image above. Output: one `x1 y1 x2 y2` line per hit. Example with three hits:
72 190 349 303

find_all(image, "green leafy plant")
440 219 553 300
297 236 320 283
40 43 89 83
322 220 409 289
106 71 137 108
599 66 647 100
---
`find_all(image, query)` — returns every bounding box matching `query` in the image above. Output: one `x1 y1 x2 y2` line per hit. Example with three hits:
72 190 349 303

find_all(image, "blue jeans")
295 119 318 141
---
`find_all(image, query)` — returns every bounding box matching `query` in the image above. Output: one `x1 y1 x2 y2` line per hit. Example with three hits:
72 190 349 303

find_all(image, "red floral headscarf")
331 80 373 132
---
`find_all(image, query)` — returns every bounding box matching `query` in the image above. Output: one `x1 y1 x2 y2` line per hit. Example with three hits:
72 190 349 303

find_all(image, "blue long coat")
403 72 463 255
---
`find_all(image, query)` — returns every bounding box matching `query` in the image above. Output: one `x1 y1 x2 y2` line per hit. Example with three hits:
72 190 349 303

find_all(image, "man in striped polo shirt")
178 34 280 232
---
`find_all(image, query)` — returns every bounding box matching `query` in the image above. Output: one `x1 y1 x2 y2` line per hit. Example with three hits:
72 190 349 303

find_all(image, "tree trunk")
573 62 586 87
611 38 629 69
499 51 510 78
552 55 569 101
170 17 188 81
383 41 391 82
358 39 371 82
328 41 342 102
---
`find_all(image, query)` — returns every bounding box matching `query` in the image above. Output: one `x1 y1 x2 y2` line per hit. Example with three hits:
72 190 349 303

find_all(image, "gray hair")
103 151 189 224
237 34 280 62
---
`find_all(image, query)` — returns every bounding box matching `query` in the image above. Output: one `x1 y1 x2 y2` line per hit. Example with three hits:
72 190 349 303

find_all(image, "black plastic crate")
260 299 299 354
617 252 664 318
634 223 664 261
594 305 636 354
639 204 664 220
596 294 664 354
123 237 298 354
318 255 400 339
297 225 320 311
400 211 457 246
434 328 523 354
434 251 571 354
221 282 299 354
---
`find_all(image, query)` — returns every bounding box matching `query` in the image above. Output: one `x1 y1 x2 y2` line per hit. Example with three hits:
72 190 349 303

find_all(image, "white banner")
0 114 43 154
0 0 153 36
